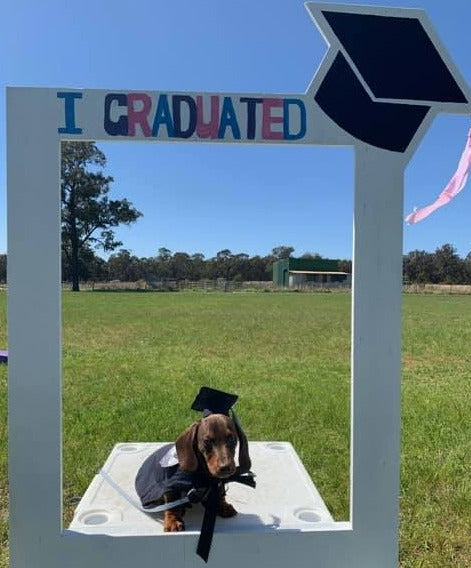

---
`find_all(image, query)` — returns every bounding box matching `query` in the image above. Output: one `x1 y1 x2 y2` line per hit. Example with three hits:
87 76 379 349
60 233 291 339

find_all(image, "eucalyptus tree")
61 142 142 290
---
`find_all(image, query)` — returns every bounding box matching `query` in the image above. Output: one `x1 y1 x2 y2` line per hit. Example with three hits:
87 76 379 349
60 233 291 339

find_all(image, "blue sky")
1 0 471 261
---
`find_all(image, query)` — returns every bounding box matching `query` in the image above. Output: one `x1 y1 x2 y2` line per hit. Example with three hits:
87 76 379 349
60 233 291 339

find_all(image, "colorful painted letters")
57 91 306 142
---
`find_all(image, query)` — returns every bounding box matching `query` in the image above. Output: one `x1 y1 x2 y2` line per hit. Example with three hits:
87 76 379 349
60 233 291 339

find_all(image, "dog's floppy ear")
175 422 200 472
232 412 251 471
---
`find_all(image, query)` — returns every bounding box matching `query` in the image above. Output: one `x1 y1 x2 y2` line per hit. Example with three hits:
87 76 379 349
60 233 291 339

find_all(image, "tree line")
2 244 471 285
403 244 471 284
1 142 470 288
59 245 348 284
54 142 471 288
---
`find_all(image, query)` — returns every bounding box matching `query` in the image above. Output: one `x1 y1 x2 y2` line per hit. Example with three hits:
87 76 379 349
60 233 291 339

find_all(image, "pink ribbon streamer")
405 129 471 224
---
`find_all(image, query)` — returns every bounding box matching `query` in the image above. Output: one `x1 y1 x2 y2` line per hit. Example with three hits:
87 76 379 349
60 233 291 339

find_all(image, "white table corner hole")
67 441 346 538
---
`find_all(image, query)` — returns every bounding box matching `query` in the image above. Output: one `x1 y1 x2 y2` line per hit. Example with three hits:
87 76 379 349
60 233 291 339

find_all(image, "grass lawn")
0 290 470 566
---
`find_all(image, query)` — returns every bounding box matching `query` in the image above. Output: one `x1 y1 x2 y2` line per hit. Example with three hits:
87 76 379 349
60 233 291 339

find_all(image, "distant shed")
273 258 350 288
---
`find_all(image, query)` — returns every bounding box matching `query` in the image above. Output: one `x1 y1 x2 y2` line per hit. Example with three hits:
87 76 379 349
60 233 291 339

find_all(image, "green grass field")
0 290 470 567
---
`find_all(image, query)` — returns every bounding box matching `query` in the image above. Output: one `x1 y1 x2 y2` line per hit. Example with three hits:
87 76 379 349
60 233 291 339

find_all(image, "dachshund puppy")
163 412 251 532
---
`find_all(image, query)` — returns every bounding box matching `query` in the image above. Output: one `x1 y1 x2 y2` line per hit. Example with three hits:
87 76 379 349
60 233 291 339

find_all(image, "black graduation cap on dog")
191 386 238 417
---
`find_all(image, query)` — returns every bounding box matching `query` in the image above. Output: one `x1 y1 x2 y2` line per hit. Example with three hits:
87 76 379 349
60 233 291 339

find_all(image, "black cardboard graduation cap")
191 386 238 417
311 7 469 152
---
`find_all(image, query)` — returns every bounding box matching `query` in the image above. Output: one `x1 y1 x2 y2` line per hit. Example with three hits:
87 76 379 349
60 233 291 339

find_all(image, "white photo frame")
7 4 470 567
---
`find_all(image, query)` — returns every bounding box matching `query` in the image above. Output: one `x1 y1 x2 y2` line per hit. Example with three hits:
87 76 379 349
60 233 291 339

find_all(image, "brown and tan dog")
163 413 251 532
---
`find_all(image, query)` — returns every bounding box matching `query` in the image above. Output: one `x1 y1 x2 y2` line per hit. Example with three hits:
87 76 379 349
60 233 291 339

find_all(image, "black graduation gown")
135 444 205 508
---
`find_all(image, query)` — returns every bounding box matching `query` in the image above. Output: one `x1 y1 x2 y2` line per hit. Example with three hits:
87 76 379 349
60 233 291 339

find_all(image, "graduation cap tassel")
406 129 471 224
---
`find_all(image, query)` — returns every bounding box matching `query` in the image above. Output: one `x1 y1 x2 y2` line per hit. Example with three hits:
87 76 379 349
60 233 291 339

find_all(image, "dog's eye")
203 439 213 452
227 435 236 448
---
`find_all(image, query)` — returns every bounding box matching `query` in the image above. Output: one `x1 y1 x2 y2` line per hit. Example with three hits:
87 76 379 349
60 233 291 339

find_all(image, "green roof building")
273 258 351 288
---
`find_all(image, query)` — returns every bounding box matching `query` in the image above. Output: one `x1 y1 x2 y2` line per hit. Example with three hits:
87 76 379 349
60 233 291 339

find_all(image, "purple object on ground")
0 350 7 364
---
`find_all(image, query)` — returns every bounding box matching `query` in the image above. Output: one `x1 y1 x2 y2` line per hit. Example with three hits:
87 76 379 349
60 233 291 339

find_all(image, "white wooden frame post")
7 4 470 568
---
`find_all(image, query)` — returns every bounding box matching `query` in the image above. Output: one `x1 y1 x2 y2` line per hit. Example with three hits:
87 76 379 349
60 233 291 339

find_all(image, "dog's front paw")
217 499 237 518
164 512 185 532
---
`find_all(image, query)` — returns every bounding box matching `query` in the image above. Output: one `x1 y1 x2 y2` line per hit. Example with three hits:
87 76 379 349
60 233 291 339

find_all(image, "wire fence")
63 279 275 292
403 283 471 295
45 280 471 295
